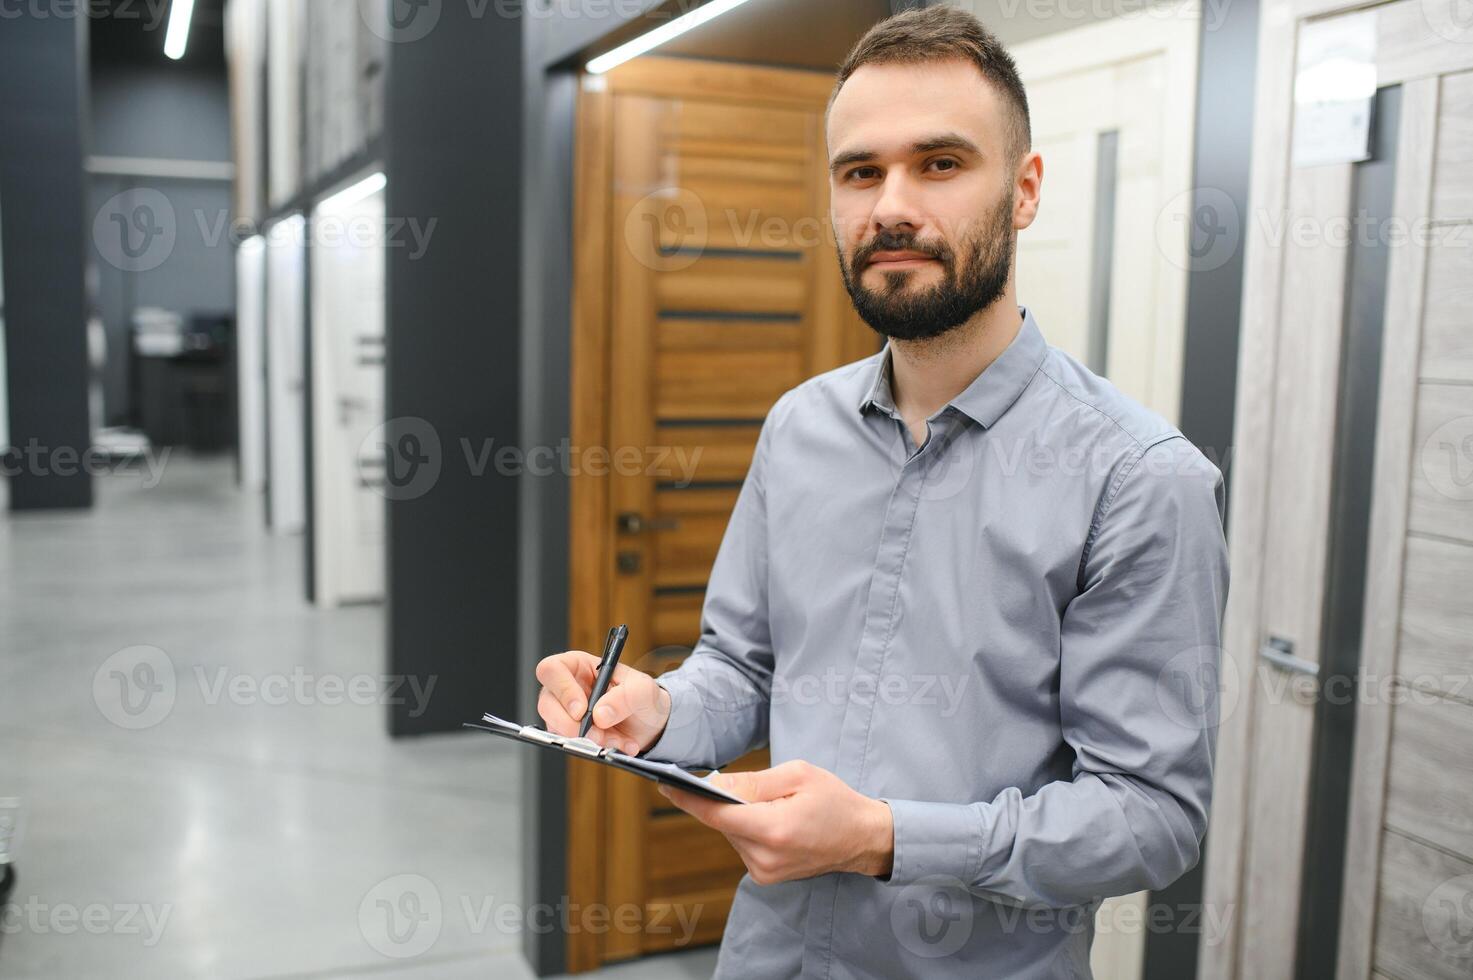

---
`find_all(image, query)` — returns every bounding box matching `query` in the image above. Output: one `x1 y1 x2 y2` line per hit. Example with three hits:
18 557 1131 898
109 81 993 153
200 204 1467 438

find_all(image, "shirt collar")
858 306 1048 429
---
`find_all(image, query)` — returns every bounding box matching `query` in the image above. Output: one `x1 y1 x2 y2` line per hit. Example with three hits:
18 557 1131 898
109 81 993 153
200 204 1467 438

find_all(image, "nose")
868 171 925 239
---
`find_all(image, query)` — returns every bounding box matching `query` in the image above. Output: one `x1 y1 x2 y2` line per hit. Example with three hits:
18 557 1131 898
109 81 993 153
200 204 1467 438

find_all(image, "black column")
383 2 523 734
1146 0 1259 976
0 11 93 511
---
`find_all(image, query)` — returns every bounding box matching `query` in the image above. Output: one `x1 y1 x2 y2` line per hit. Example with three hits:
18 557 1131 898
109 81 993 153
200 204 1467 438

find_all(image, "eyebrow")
828 133 983 173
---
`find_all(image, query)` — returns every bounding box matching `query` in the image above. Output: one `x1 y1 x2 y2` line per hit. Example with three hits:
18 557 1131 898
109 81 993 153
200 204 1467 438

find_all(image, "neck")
888 294 1023 423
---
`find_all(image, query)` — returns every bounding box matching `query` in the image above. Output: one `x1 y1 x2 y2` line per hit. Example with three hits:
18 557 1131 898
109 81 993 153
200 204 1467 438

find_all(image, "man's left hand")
658 760 894 885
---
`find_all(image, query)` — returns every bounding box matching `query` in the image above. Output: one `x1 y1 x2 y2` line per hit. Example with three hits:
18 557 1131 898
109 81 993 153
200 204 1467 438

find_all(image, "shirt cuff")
879 798 985 888
639 674 710 767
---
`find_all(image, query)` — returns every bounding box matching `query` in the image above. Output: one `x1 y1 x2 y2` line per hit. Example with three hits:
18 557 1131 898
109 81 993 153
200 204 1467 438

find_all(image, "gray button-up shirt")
645 308 1229 979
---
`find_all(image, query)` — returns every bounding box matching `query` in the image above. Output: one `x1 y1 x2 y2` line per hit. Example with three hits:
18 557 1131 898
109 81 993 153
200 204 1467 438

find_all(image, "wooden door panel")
1418 244 1473 383
655 349 804 419
634 654 772 958
653 492 740 589
657 423 760 482
673 153 809 187
1372 830 1473 980
655 257 808 313
660 99 810 144
1429 68 1472 222
1385 692 1473 859
658 320 802 353
1397 535 1473 697
1409 382 1473 545
645 811 748 898
651 591 704 648
664 178 813 239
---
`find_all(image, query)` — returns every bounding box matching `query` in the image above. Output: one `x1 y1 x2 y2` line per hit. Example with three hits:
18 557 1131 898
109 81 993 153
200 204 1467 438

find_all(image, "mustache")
850 231 955 269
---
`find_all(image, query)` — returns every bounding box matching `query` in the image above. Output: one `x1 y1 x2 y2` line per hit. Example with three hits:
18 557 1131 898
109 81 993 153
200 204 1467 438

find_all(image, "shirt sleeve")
640 399 784 770
880 436 1230 907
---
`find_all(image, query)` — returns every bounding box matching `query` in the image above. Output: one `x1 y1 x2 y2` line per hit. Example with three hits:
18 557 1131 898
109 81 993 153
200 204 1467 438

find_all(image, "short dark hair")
833 6 1032 162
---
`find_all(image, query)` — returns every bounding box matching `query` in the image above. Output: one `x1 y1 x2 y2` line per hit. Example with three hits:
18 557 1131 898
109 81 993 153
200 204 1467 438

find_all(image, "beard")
837 190 1015 342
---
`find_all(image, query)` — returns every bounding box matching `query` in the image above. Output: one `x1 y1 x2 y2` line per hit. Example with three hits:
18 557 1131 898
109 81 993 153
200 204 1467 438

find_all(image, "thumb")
591 684 638 729
712 762 807 804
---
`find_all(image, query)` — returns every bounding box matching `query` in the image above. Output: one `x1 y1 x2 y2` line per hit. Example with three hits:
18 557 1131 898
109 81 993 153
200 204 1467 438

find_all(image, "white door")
235 235 267 492
1006 7 1201 423
265 214 306 534
309 178 386 605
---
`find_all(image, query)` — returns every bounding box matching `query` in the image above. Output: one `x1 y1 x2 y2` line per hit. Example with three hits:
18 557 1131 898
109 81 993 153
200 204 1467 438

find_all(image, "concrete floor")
0 456 717 979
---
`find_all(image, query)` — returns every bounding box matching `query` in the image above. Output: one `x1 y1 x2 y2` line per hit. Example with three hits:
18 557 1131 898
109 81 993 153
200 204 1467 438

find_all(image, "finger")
579 726 637 756
537 688 580 737
535 651 598 718
658 784 734 829
712 762 808 804
590 685 636 729
604 728 644 756
656 783 767 838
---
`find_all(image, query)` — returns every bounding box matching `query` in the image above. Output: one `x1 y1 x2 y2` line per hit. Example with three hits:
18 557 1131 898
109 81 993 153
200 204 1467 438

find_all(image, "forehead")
826 58 1003 158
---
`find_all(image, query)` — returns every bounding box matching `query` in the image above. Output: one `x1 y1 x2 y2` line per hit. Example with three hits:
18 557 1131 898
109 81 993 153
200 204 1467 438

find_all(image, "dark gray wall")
88 63 234 426
0 13 94 510
91 64 232 159
384 0 524 736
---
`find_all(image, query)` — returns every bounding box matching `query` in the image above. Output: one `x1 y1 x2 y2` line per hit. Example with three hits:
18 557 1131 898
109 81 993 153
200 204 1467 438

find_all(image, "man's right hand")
534 651 671 756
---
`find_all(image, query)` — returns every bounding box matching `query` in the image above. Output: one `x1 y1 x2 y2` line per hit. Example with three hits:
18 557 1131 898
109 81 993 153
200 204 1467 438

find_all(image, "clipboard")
464 713 746 805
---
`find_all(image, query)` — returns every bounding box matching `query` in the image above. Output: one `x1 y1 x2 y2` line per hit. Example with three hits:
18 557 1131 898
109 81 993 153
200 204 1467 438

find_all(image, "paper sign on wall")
1291 10 1378 168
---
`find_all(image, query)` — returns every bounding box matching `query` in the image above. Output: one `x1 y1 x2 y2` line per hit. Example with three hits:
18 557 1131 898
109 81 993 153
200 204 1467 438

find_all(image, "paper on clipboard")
465 713 746 804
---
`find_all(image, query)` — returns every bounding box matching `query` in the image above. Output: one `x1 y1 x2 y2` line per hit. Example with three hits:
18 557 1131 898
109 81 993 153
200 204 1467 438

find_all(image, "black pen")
579 624 628 738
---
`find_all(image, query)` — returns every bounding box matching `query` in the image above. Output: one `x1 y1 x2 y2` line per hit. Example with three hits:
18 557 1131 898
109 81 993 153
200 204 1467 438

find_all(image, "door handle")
1258 636 1319 677
617 512 679 534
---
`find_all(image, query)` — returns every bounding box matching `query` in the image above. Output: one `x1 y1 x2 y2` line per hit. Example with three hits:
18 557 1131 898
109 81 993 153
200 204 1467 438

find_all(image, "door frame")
236 234 268 493
308 171 387 607
1337 49 1461 980
565 55 856 971
264 211 308 537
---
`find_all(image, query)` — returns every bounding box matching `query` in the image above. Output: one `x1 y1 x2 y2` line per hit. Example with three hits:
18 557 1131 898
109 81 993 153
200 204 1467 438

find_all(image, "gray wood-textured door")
1199 1 1473 977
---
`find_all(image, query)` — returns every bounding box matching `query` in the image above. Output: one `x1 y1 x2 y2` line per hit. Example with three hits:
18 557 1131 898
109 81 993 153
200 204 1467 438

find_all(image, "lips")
867 251 937 266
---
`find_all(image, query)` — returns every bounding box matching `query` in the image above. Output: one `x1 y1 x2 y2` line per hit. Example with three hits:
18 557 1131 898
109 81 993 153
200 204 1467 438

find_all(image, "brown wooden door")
567 56 876 971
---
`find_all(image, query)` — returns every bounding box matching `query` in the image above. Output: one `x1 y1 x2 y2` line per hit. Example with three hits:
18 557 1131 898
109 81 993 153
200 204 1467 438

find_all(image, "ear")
1012 151 1043 231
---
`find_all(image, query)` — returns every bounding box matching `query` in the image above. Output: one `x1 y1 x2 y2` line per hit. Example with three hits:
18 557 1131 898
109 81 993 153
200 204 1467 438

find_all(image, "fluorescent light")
163 0 196 60
316 172 386 214
586 0 755 75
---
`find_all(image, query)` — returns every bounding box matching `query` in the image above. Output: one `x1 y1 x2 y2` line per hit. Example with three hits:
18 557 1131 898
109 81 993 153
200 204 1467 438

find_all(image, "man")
536 6 1229 977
